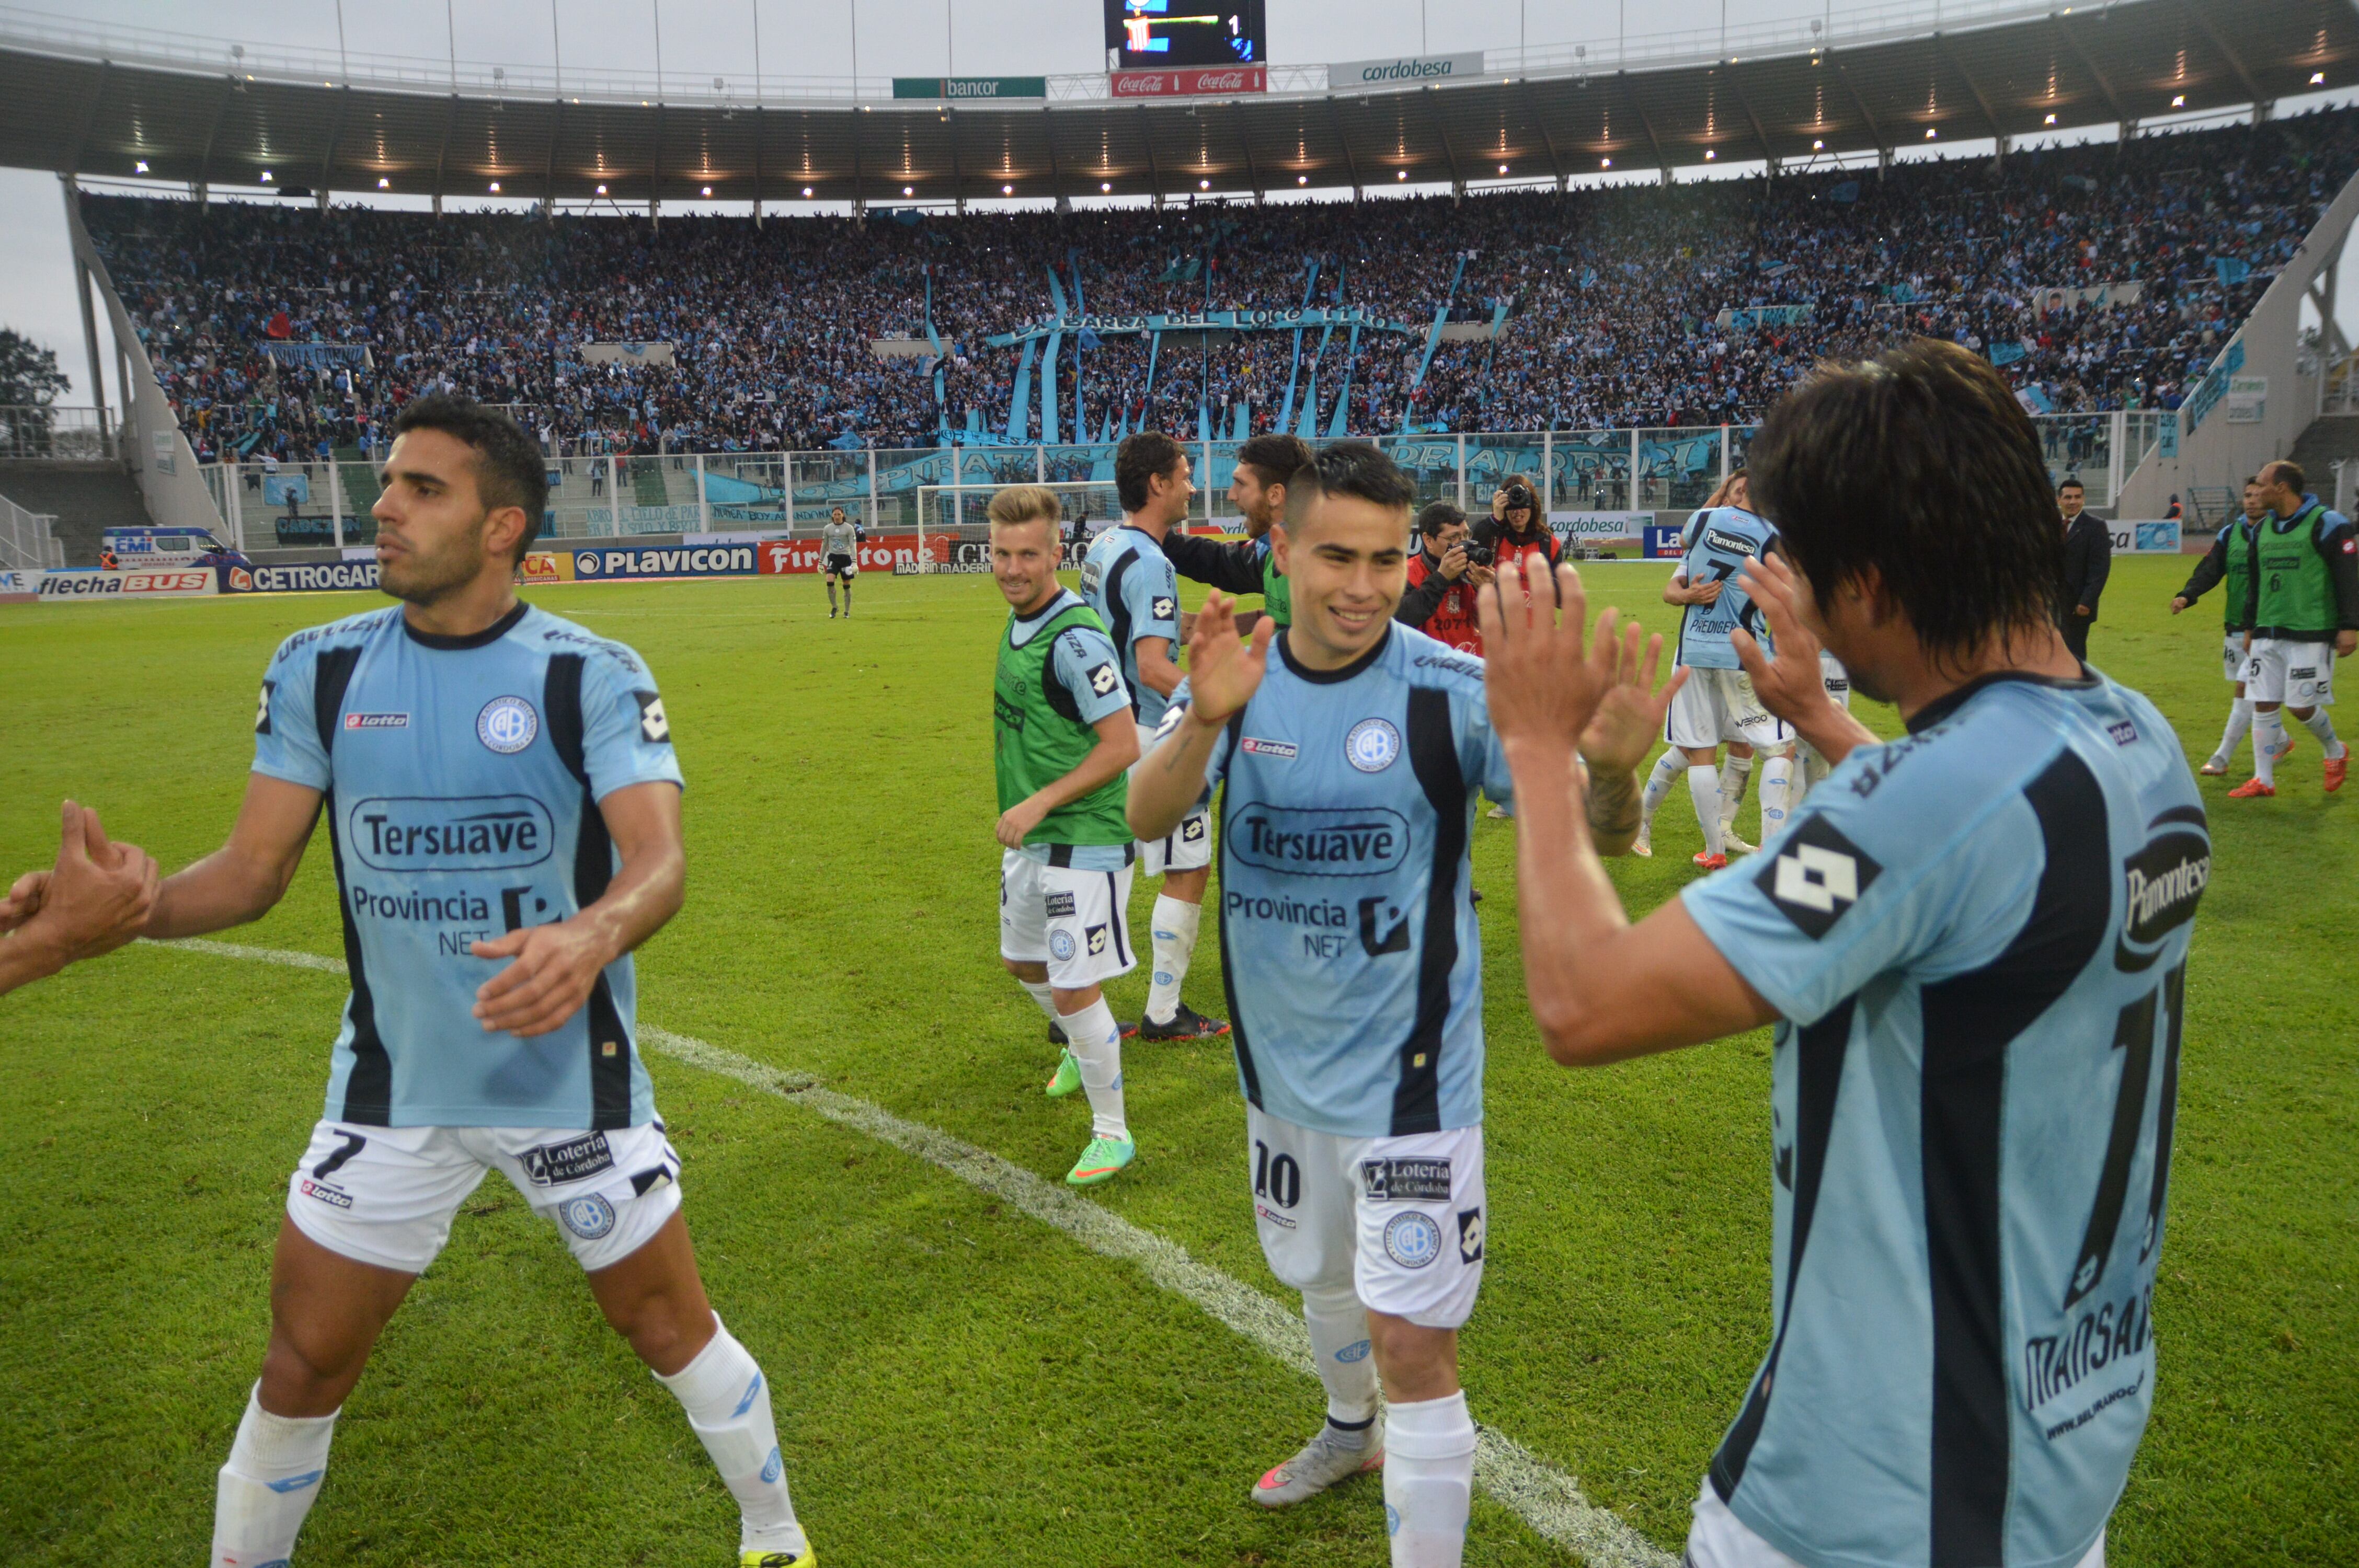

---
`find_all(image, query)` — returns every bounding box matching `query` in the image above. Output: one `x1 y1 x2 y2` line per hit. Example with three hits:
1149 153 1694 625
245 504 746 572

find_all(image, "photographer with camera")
1474 478 1560 580
1397 502 1495 655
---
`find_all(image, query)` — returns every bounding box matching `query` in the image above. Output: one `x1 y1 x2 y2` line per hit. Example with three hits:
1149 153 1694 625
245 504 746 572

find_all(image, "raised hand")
6 802 158 964
1729 552 1835 729
1578 617 1682 778
1183 590 1274 726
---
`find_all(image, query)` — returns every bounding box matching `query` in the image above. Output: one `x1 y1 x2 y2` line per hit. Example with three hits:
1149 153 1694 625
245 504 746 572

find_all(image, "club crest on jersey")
1756 815 1882 938
1049 929 1077 961
476 695 539 754
1382 1211 1442 1269
1345 717 1402 773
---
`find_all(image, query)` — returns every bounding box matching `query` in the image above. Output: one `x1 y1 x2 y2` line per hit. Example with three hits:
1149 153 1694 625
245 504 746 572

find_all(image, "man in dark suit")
2058 477 2110 660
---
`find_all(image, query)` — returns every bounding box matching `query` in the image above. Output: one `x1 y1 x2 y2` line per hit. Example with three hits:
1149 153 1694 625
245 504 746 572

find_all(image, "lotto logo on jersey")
1756 815 1882 938
1087 662 1119 697
1151 595 1177 620
634 691 670 743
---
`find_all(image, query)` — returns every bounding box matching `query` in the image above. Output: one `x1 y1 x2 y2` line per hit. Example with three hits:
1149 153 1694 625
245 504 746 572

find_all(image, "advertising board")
224 562 384 593
1328 52 1483 89
2108 521 2183 555
1643 526 1687 560
520 551 575 584
569 545 758 579
1548 511 1648 544
0 568 36 604
1110 66 1266 98
38 568 220 599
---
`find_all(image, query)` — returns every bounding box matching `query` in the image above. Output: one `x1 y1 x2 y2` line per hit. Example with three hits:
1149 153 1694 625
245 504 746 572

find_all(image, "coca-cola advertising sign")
1109 65 1267 98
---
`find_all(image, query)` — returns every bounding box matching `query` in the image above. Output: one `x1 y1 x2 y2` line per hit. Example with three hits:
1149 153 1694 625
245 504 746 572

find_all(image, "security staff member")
2058 477 2110 660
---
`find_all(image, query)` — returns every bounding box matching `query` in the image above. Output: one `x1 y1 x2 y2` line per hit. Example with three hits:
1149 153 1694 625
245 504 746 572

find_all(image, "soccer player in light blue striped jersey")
9 399 815 1568
1130 443 1667 1567
1483 342 2203 1568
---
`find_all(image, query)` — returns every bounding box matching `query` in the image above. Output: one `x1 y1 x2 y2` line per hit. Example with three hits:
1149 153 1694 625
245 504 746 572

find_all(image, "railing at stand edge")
0 405 120 463
189 413 2140 552
0 491 65 571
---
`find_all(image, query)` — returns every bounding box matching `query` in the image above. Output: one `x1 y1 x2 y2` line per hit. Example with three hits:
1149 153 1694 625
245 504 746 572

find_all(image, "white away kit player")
1130 443 1657 1568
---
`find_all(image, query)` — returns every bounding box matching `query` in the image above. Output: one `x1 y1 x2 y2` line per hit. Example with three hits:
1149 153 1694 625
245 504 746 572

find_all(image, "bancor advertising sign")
1329 52 1484 89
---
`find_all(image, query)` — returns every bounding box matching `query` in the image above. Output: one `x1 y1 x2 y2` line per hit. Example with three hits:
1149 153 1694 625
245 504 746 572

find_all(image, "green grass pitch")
0 556 2350 1565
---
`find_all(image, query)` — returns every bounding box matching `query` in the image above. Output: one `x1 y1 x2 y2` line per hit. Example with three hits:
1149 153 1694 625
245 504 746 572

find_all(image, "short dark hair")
1416 500 1467 538
2263 458 2306 493
1746 339 2065 671
1115 431 1188 513
1235 432 1312 489
392 395 548 564
1284 441 1417 531
2056 477 2084 494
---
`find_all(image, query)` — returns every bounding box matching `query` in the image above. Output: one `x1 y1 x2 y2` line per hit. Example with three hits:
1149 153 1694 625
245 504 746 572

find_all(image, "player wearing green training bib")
2226 460 2359 797
988 485 1147 1187
2171 476 2275 775
1160 431 1309 635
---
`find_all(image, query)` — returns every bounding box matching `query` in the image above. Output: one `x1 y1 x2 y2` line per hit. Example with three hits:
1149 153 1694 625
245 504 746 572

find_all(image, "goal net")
910 481 1123 573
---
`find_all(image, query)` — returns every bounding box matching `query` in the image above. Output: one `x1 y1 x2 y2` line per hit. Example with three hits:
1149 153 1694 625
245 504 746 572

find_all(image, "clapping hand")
1183 590 1274 726
1728 552 1835 730
1479 558 1685 766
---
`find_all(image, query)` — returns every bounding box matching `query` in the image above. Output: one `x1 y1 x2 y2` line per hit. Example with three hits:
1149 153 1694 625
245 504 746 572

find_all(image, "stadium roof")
2 0 2354 209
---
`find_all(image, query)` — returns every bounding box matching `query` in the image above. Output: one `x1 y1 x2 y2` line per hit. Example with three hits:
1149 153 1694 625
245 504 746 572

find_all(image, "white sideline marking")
157 937 1676 1568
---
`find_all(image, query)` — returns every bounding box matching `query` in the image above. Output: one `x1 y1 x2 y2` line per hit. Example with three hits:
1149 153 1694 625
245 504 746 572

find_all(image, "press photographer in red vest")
1397 501 1494 654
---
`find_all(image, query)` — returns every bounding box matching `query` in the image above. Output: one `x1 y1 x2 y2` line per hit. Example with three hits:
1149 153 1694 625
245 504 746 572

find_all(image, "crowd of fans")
83 105 2359 462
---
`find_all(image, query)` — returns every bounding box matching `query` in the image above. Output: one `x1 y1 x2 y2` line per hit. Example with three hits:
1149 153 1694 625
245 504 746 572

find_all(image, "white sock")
1799 742 1830 798
1638 751 1683 832
1688 765 1725 857
1716 755 1754 833
211 1383 338 1568
2253 710 2285 785
2296 707 2346 758
2215 697 2253 763
1300 1280 1380 1430
1017 978 1057 1022
1146 894 1200 1025
1759 753 1795 840
1383 1390 1476 1568
1058 996 1128 1140
652 1319 807 1555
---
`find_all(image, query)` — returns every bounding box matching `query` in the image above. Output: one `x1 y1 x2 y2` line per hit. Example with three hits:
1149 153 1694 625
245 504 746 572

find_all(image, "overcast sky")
3 0 2349 405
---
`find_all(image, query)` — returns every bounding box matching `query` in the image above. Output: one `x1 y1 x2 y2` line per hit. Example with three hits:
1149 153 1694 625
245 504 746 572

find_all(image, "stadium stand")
81 109 2359 466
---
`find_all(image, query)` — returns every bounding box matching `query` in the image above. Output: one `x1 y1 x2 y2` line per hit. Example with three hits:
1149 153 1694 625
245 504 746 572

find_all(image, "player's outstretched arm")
471 779 684 1039
1128 591 1272 841
0 801 160 996
143 774 325 941
1730 551 1881 768
998 712 1140 849
1481 559 1774 1064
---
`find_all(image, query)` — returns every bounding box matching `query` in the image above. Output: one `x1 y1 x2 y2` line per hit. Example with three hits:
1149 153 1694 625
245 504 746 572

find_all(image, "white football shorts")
1681 1479 2104 1568
999 849 1136 991
285 1118 682 1275
1245 1104 1485 1330
2222 633 2251 685
1133 719 1213 873
2243 638 2334 707
1667 666 1793 751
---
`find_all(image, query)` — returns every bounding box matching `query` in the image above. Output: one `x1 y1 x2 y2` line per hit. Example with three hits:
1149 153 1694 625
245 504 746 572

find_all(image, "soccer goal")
911 480 1123 573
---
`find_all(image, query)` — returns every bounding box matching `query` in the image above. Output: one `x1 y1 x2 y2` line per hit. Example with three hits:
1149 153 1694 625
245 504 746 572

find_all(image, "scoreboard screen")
1104 0 1266 68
